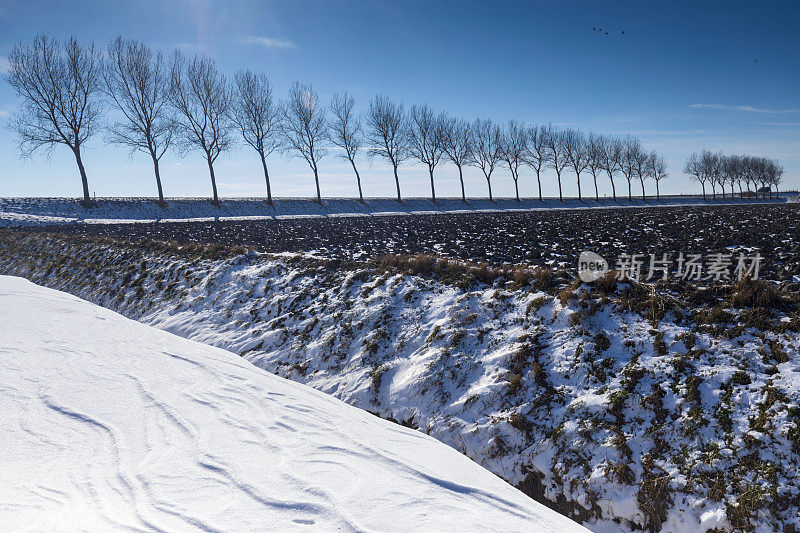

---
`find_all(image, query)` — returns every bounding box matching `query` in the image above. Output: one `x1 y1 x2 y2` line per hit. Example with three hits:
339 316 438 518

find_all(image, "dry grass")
370 254 557 291
729 277 792 311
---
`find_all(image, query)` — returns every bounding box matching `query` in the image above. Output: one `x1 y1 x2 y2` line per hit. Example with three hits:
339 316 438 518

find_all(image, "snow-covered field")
2 233 799 531
0 195 787 227
0 275 584 532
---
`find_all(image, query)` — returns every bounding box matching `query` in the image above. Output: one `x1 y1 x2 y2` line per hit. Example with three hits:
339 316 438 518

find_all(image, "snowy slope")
0 275 585 532
4 235 800 531
0 195 786 227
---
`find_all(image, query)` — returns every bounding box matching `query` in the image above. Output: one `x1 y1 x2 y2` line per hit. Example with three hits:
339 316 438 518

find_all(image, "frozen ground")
0 275 584 532
0 195 789 227
27 203 800 282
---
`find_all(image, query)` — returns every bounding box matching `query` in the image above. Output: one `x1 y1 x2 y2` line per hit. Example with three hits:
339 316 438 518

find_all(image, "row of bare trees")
683 151 784 200
4 35 783 207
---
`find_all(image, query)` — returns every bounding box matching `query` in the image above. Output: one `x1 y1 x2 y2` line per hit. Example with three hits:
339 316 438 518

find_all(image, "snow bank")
0 275 585 532
2 234 799 532
0 195 786 227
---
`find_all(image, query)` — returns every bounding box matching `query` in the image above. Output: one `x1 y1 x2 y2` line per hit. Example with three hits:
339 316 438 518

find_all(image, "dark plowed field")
17 204 800 281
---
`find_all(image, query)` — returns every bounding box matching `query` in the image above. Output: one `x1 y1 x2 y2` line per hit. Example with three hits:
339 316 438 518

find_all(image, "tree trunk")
656 180 660 201
711 183 716 200
486 174 493 202
350 157 364 203
627 179 632 201
536 170 543 201
260 152 273 205
313 165 322 204
429 167 436 203
206 156 219 206
639 177 646 200
514 175 520 202
457 165 466 202
576 172 582 202
393 164 402 203
593 174 599 202
738 181 743 199
151 153 166 207
557 172 563 202
74 147 92 207
608 173 616 201
702 182 707 201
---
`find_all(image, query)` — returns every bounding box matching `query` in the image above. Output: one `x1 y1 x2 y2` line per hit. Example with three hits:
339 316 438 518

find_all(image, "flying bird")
621 30 625 35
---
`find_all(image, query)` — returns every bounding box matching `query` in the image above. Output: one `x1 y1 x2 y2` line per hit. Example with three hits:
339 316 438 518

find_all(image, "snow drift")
0 275 584 532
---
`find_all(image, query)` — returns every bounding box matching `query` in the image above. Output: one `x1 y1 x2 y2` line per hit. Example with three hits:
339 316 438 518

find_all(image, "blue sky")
0 0 798 199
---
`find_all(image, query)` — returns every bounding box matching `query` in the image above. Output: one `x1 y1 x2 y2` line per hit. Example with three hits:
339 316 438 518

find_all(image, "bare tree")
366 95 408 202
734 157 746 198
739 155 757 197
6 34 103 207
524 124 547 201
632 143 649 200
755 156 770 198
328 92 364 203
281 82 327 204
647 151 668 201
762 158 783 199
619 137 641 201
722 155 742 198
716 152 728 199
683 151 709 200
468 118 503 201
770 159 784 199
168 51 232 206
564 128 589 201
758 156 771 198
104 37 173 207
543 124 569 202
441 115 472 202
229 70 282 205
407 104 445 202
585 133 604 201
499 120 528 201
598 135 621 201
724 155 735 199
701 150 720 200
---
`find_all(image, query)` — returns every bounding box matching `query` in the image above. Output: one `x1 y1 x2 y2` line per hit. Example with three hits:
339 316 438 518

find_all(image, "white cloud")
757 122 800 127
0 56 9 74
239 36 297 50
689 104 799 115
